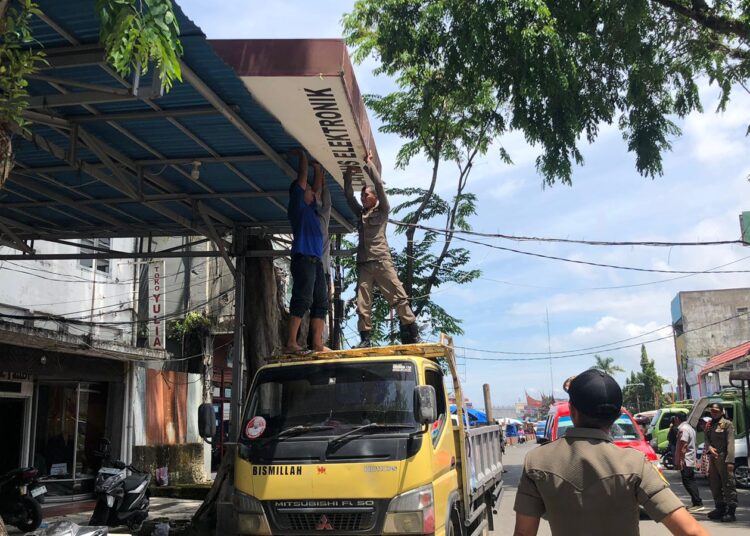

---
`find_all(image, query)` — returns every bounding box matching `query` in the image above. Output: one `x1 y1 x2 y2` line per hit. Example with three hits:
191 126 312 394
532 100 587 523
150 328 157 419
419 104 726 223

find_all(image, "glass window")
659 411 674 429
79 238 111 273
425 368 447 445
242 361 418 440
611 415 640 440
557 415 574 438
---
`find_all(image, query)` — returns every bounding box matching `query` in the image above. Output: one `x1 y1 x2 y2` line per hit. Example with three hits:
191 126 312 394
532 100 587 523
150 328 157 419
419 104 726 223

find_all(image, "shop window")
33 383 108 497
79 238 111 273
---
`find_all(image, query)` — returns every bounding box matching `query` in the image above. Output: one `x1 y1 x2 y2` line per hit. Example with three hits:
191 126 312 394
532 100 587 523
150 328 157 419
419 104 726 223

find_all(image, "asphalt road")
491 440 749 535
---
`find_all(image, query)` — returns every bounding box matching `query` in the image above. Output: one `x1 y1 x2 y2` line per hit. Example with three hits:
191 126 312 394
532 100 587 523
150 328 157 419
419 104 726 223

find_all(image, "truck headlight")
383 484 435 534
234 492 271 535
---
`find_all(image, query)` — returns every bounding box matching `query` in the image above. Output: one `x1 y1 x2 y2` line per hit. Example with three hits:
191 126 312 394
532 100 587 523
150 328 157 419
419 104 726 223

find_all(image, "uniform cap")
568 369 623 419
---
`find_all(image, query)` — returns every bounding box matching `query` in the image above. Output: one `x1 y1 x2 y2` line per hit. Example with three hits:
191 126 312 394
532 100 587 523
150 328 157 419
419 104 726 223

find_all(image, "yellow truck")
218 339 503 536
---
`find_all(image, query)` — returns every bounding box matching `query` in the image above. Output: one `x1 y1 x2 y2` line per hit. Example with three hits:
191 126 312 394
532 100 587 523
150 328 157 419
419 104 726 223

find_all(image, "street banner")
148 260 166 350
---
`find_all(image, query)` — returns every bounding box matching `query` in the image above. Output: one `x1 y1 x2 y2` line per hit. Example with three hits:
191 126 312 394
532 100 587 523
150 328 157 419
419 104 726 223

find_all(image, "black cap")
568 369 623 419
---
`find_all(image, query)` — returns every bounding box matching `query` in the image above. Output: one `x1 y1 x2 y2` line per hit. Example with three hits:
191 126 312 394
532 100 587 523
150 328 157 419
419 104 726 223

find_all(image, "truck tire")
446 510 461 536
735 459 749 489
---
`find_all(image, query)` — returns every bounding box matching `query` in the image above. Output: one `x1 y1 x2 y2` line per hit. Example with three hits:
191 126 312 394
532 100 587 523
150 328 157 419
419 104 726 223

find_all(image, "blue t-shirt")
288 184 323 258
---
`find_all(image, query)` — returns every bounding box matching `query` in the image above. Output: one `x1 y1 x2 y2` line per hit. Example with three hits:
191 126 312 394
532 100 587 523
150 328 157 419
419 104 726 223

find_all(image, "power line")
391 220 748 247
455 310 749 361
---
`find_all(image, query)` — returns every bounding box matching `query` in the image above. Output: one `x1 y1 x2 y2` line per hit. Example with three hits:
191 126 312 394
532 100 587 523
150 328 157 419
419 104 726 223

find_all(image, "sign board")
209 39 381 191
741 212 750 245
148 260 166 350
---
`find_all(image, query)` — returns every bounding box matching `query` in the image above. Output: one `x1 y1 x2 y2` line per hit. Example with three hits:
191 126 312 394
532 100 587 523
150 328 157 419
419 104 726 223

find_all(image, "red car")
542 401 659 463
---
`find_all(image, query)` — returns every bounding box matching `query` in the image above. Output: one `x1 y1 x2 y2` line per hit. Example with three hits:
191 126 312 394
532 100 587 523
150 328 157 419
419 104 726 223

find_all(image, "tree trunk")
187 237 288 535
0 126 12 190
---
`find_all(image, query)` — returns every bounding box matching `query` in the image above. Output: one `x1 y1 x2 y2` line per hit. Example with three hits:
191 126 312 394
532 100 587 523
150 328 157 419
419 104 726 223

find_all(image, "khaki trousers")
356 260 416 332
708 456 737 506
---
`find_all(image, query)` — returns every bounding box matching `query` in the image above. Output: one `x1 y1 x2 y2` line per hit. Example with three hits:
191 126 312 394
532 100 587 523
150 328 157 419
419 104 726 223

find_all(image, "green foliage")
95 0 183 91
344 0 750 186
623 344 668 412
0 0 47 131
169 311 211 339
591 355 625 376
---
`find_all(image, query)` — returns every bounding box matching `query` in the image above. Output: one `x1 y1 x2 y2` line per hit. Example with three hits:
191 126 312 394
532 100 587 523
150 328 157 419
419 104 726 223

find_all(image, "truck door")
425 368 457 533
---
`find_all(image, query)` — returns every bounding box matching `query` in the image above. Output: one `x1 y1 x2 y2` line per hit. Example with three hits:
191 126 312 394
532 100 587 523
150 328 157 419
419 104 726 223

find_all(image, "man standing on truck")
675 413 704 513
513 369 708 536
344 156 419 347
705 403 737 522
284 149 329 354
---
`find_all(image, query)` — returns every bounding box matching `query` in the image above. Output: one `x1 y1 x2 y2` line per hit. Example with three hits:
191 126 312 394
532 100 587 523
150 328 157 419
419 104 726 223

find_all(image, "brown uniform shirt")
344 166 392 263
514 427 683 535
705 417 735 464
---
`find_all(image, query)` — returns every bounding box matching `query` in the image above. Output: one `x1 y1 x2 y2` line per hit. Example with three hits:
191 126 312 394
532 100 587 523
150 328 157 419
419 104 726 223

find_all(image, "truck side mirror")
198 402 216 440
414 385 437 425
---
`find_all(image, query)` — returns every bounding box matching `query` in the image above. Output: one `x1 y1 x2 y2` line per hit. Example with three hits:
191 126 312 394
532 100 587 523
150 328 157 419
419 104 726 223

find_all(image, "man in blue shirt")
285 149 329 353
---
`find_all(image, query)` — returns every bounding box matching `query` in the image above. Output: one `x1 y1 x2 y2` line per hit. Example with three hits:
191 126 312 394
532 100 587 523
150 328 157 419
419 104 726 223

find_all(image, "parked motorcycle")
661 449 675 470
0 467 47 533
88 441 151 531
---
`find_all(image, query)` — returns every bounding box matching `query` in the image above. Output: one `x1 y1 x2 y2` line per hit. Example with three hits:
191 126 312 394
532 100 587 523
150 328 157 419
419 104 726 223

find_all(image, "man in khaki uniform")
513 369 708 536
705 403 737 522
344 157 419 347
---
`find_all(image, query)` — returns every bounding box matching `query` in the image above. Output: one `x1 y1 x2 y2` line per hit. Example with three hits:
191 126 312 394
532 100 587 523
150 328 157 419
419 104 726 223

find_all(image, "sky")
178 0 750 406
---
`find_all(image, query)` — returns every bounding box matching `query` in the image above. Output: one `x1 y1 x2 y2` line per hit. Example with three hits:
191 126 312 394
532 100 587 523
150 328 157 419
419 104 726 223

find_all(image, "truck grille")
281 512 375 532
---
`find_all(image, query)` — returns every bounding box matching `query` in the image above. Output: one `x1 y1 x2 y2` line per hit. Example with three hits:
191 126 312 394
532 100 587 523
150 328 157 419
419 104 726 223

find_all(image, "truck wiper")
327 423 414 451
260 425 334 443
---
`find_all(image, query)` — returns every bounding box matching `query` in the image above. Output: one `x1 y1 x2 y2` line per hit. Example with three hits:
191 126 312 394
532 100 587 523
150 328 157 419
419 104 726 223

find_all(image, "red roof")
698 341 750 378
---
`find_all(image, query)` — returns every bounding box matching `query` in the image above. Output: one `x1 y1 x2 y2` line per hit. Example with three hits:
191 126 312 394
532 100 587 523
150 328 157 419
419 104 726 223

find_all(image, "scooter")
0 467 47 533
88 440 151 531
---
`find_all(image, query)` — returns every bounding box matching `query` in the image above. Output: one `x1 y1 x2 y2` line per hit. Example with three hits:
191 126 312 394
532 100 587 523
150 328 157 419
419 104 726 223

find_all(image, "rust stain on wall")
145 368 187 445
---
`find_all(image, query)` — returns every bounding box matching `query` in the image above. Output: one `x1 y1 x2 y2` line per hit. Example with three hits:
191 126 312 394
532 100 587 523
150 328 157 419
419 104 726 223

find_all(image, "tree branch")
653 0 750 41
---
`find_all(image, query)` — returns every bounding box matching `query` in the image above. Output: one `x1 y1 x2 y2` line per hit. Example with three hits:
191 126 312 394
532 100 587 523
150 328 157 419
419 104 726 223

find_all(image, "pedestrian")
513 369 708 536
307 161 332 349
674 413 704 513
705 403 737 522
667 417 679 466
344 155 419 347
284 149 329 354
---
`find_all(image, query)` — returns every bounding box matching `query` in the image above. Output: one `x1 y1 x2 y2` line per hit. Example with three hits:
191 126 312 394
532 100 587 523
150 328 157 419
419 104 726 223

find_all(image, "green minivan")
646 402 693 454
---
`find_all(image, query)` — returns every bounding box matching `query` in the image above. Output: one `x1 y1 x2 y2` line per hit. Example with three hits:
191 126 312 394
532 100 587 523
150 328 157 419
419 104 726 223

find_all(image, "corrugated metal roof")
0 0 359 242
699 341 750 377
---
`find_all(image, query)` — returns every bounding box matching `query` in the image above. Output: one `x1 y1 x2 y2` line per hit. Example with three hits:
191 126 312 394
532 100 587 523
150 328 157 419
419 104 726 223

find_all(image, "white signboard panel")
148 260 166 350
240 76 370 189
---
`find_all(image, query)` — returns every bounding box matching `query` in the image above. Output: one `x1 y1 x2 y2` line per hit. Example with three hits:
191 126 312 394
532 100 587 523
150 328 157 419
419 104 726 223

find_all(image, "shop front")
0 343 128 503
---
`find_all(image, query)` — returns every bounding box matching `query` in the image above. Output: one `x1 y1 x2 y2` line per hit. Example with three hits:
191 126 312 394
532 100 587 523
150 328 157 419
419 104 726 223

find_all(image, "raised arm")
343 166 362 217
290 148 308 190
311 161 324 201
363 155 389 212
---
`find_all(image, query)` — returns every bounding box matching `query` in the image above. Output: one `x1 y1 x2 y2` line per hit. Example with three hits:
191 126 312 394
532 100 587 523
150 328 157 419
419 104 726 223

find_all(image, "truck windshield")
241 361 419 441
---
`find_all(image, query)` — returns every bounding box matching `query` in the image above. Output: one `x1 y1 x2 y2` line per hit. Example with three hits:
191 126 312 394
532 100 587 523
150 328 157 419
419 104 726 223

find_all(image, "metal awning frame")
1 11 353 260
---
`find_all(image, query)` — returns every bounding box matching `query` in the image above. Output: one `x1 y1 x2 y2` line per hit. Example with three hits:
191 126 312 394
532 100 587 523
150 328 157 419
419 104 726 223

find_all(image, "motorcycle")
88 440 151 531
661 449 675 470
0 467 47 533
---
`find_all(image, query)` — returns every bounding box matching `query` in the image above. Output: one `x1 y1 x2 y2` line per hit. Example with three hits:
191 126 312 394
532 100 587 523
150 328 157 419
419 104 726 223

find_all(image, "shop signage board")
210 39 381 190
148 260 166 350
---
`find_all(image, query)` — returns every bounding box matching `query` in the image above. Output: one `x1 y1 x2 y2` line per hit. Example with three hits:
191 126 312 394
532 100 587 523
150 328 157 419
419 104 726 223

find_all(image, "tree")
343 4 507 340
623 344 668 412
344 0 750 186
591 355 625 376
1 0 183 189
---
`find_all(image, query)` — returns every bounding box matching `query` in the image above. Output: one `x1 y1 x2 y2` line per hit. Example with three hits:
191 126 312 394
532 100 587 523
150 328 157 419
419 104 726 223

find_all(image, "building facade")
0 237 226 502
671 288 750 399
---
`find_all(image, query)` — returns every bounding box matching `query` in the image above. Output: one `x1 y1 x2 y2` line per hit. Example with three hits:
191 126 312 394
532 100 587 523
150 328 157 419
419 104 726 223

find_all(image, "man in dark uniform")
705 403 737 522
513 369 708 536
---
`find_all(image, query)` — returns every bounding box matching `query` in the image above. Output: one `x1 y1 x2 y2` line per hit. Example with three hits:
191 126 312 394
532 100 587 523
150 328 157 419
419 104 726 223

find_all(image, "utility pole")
483 384 494 423
546 308 554 397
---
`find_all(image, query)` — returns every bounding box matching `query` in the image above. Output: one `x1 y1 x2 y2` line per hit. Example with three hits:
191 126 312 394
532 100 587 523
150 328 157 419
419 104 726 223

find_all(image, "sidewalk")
6 498 203 535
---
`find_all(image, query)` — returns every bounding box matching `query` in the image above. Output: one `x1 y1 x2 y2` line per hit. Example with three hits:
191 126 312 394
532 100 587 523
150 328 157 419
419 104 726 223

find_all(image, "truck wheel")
14 496 42 532
735 460 750 489
446 510 461 536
